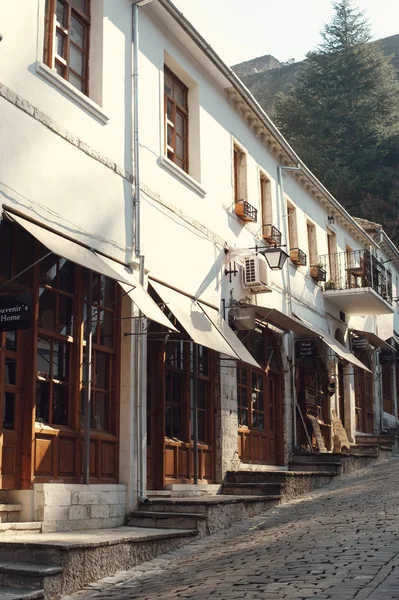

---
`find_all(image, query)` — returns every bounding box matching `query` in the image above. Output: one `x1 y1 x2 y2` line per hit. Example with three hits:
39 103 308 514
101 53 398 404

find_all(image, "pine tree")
273 0 399 223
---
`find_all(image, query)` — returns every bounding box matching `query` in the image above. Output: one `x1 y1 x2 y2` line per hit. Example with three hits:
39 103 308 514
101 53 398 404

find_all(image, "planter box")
234 199 257 222
262 224 282 246
290 248 307 266
310 266 327 281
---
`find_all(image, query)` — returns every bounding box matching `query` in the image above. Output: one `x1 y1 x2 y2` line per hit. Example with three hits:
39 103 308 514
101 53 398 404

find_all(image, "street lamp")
259 246 289 270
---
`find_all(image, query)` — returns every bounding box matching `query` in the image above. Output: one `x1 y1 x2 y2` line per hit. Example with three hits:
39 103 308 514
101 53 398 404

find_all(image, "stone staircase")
126 485 280 538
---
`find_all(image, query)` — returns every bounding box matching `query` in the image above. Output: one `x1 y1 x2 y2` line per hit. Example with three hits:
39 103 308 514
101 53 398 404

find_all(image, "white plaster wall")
0 1 134 262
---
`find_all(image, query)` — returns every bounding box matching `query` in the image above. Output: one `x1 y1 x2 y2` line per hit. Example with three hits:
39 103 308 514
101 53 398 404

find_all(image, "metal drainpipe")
132 0 155 504
277 164 301 454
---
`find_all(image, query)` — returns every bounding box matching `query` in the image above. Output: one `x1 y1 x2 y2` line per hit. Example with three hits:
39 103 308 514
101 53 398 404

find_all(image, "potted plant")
310 262 327 282
324 279 336 291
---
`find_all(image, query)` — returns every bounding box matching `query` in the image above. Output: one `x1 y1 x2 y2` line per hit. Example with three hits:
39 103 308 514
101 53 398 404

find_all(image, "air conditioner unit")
242 255 272 293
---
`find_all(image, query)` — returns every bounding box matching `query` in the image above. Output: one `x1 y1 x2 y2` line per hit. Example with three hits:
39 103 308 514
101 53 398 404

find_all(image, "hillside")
233 34 399 113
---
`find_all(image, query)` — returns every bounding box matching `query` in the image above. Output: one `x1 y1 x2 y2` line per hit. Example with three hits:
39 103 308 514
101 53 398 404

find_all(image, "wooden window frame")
382 363 394 415
44 0 91 95
307 221 318 266
287 201 298 250
233 144 248 202
164 66 189 173
260 172 272 226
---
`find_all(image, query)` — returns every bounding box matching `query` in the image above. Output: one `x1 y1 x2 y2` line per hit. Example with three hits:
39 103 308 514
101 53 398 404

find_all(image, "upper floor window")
44 0 90 95
164 66 189 173
260 173 272 226
287 201 298 249
233 145 248 201
307 222 318 265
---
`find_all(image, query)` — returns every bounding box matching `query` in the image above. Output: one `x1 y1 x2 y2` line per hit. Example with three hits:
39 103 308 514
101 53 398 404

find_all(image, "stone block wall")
12 483 127 532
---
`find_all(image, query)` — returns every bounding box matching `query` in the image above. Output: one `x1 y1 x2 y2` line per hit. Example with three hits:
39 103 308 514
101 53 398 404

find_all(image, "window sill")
36 61 109 125
159 155 206 198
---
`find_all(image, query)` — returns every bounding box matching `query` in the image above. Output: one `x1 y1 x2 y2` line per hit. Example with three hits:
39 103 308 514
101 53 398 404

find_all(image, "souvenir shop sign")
295 340 316 360
229 306 255 331
0 293 32 331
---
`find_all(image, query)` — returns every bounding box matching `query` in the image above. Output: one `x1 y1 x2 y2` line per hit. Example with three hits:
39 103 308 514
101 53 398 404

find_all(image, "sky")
171 0 399 66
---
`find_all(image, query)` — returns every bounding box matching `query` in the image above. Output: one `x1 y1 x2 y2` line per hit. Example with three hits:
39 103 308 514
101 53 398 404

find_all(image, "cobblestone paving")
64 459 399 600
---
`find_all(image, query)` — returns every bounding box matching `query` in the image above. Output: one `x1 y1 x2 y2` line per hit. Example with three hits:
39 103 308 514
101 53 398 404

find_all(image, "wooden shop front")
0 213 128 489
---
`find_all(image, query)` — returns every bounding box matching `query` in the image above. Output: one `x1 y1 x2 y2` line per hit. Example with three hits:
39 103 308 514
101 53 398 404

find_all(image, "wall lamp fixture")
258 246 289 270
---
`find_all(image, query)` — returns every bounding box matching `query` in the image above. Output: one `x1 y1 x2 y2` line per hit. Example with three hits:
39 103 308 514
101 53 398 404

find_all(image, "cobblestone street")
64 459 399 600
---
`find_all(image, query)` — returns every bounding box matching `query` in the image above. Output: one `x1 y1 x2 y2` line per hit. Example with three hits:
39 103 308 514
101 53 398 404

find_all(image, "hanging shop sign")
351 337 369 350
0 293 32 331
295 340 316 360
229 306 255 331
379 349 395 365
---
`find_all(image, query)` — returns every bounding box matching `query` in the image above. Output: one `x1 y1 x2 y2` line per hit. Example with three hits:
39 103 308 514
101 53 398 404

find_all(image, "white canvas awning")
150 280 261 368
6 212 177 331
296 316 371 373
254 305 320 337
351 329 392 351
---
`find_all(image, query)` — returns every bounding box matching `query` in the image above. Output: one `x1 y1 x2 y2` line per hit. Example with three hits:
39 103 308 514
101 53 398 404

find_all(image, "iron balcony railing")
319 249 393 304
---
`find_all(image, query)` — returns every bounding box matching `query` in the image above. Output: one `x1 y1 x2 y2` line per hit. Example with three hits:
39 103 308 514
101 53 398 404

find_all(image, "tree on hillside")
273 0 399 221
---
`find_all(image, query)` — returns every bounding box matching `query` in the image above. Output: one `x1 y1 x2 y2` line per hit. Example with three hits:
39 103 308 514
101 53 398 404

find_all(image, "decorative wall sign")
351 337 369 350
379 349 395 364
0 293 32 331
229 306 255 331
295 340 316 359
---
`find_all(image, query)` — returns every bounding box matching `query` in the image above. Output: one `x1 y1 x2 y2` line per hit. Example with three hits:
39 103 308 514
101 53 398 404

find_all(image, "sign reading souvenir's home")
229 306 255 331
0 294 32 331
295 340 316 359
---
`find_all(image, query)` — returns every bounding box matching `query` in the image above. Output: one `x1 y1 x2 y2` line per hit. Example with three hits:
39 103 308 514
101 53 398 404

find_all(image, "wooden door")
238 366 283 465
354 353 374 433
0 330 24 489
338 362 345 426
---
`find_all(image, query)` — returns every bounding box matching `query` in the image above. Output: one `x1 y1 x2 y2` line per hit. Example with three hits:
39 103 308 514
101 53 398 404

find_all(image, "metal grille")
244 257 257 284
319 249 393 304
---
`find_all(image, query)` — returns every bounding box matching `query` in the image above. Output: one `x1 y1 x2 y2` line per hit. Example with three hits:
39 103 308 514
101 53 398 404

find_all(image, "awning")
150 280 261 368
7 212 133 285
99 258 178 332
296 316 371 373
199 303 260 369
351 329 392 351
253 305 320 338
6 212 177 331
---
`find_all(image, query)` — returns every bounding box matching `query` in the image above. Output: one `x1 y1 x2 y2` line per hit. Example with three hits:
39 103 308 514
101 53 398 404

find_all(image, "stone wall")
11 484 127 532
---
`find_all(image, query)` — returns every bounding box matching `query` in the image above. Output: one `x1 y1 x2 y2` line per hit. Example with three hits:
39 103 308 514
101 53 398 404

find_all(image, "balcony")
319 249 393 315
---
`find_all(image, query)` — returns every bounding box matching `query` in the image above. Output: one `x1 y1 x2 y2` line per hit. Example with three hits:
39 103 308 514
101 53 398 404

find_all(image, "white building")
0 0 397 530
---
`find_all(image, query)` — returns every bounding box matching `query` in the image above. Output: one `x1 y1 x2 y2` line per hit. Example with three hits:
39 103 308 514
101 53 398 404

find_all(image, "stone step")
225 469 337 484
127 510 206 532
0 560 62 594
0 527 198 598
0 588 44 600
0 523 42 536
221 482 284 496
164 484 221 497
288 461 341 474
291 453 344 464
0 505 23 523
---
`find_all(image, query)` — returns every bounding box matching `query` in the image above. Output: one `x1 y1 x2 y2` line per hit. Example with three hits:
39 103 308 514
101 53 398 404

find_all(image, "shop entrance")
296 350 331 451
236 328 283 465
354 351 374 433
0 330 25 489
147 333 215 490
